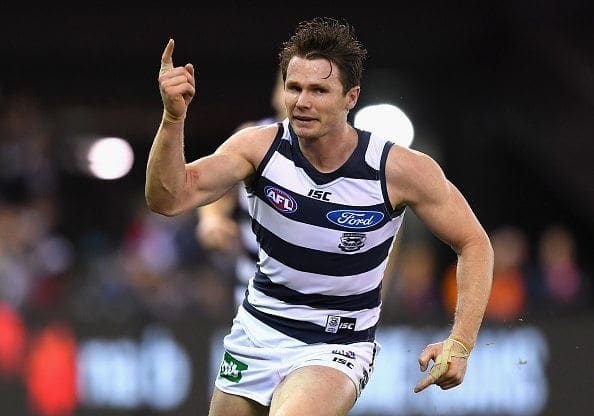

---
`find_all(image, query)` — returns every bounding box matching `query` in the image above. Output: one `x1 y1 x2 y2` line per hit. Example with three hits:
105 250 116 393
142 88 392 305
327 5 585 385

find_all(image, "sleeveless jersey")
242 119 405 345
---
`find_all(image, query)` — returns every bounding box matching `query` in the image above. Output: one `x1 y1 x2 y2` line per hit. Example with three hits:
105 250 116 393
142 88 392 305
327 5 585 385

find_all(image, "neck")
297 124 357 173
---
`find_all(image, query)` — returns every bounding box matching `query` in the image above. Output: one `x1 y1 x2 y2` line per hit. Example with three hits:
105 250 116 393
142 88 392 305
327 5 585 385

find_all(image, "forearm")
449 236 494 350
145 118 189 216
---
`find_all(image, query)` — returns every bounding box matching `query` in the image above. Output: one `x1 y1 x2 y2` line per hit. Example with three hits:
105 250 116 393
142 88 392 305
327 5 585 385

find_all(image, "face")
284 56 359 140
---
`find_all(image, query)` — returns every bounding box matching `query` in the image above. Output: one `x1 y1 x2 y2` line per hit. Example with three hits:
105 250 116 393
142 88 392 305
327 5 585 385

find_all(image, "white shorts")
214 306 381 406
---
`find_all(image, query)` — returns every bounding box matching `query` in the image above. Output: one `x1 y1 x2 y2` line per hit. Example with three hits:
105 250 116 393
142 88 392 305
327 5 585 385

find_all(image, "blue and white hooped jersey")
242 119 405 345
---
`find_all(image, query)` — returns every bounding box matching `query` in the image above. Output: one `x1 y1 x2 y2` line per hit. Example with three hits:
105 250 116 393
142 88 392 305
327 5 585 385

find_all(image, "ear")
346 86 360 110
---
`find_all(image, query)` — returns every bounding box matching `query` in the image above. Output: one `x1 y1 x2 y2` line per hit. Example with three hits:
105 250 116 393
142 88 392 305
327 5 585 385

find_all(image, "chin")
291 120 318 139
292 126 316 140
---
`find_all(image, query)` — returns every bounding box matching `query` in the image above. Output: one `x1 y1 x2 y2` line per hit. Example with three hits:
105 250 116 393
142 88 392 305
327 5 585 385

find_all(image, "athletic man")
146 17 493 416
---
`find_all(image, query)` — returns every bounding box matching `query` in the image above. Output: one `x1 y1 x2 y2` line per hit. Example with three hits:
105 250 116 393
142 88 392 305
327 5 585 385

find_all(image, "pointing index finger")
160 39 175 75
414 373 435 393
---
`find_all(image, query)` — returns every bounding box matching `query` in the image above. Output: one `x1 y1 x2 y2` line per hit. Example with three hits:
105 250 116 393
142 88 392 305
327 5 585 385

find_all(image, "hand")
158 39 196 122
413 338 469 393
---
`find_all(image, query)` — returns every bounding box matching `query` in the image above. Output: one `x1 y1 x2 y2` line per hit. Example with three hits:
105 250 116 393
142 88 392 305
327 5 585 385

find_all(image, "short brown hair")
279 17 368 94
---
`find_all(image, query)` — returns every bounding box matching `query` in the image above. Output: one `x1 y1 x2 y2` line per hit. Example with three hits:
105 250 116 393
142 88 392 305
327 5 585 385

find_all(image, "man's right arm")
145 38 196 215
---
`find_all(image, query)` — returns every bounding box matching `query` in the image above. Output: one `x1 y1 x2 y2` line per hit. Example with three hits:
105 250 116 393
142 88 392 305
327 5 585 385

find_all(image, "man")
146 17 493 416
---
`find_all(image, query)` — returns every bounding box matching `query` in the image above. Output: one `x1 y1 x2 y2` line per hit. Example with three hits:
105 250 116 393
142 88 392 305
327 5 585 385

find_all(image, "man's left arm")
385 147 493 392
420 178 494 351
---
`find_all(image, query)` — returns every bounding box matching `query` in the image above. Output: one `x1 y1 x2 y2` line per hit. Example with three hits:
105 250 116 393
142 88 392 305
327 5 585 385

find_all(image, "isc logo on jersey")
325 316 356 334
265 186 297 213
326 210 384 229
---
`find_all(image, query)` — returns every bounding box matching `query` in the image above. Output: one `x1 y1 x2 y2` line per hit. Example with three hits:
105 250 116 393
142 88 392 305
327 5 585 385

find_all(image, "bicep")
184 126 272 208
412 179 485 254
389 149 485 254
185 150 253 207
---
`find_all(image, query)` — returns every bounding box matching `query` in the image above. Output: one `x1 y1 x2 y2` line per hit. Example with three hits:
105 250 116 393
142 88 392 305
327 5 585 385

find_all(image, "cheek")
284 92 296 106
324 99 345 116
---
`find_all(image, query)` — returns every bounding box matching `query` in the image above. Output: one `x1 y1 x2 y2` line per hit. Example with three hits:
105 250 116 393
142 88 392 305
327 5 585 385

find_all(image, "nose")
295 91 310 108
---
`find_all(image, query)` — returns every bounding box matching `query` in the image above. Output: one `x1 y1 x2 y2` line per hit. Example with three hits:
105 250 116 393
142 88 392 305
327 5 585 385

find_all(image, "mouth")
293 115 317 123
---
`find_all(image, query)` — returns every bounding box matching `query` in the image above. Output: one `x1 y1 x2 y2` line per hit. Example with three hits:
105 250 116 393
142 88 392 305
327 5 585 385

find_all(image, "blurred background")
0 1 592 415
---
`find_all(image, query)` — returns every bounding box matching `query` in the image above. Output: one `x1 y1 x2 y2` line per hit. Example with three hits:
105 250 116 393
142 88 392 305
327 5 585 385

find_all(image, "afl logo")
265 186 297 213
326 210 384 229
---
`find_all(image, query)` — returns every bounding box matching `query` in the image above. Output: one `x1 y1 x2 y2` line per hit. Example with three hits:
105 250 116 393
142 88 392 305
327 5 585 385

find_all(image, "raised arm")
145 39 258 216
385 146 494 392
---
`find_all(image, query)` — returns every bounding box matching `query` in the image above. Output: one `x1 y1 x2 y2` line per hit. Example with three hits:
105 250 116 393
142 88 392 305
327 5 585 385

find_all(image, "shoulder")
385 144 448 209
235 116 277 130
386 145 442 177
217 122 281 170
232 121 280 148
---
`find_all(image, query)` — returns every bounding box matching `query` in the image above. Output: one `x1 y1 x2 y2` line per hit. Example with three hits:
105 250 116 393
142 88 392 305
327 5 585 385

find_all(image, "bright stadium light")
354 104 414 148
86 137 134 180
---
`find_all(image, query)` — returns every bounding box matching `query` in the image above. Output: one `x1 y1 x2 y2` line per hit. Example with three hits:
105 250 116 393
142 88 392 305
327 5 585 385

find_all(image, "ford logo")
326 210 384 229
265 186 297 213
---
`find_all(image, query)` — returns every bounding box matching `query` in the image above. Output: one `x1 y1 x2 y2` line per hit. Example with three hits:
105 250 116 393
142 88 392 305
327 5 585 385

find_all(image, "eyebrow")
286 80 330 90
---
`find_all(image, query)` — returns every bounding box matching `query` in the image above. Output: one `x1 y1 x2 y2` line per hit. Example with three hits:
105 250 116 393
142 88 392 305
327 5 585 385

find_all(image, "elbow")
481 231 495 263
473 230 494 264
457 229 494 262
145 190 183 217
147 203 178 217
472 231 495 278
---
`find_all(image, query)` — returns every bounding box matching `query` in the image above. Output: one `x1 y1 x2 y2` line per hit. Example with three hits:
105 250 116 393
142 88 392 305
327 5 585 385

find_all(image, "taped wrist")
448 337 471 354
429 338 471 379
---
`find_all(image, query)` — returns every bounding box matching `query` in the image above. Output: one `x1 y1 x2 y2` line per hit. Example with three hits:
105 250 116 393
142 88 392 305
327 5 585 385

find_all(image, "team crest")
338 232 366 252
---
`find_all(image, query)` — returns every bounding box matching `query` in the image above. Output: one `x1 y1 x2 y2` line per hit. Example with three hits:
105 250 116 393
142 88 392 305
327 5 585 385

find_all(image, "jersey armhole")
380 141 406 218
